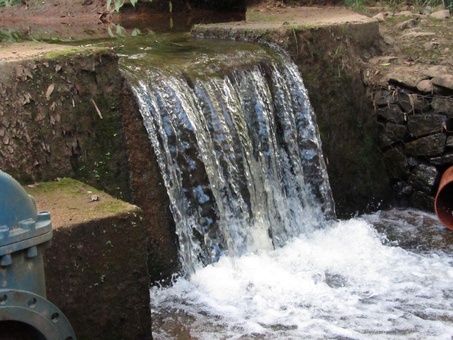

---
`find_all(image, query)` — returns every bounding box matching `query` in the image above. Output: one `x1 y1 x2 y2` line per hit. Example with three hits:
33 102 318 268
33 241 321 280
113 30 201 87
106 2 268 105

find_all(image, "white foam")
151 218 453 339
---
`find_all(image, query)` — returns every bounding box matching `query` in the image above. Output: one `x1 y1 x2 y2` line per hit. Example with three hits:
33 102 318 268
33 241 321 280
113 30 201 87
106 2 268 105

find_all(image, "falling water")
121 37 453 339
123 39 334 273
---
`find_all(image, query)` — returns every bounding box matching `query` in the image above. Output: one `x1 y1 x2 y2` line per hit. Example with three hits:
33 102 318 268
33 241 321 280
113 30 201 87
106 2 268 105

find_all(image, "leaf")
131 28 141 37
130 0 138 6
46 84 55 101
24 68 33 79
116 25 127 38
169 0 172 13
107 26 115 38
115 0 125 12
380 63 390 67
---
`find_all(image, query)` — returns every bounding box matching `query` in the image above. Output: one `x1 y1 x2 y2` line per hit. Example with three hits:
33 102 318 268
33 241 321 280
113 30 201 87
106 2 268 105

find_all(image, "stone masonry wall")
372 68 453 211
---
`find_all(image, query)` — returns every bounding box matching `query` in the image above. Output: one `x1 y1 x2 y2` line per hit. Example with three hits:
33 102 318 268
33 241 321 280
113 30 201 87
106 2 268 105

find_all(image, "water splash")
151 216 453 339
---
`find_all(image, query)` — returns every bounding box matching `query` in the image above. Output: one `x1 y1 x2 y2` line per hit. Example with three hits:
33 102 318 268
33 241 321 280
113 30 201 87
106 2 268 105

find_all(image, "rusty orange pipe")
435 166 453 230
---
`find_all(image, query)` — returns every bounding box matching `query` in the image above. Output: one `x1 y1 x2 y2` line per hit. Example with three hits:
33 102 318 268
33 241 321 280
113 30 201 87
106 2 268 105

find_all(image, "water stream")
120 35 453 339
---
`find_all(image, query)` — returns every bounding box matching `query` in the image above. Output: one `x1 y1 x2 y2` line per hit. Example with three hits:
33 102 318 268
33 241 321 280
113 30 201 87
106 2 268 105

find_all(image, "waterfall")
123 46 335 274
120 38 453 339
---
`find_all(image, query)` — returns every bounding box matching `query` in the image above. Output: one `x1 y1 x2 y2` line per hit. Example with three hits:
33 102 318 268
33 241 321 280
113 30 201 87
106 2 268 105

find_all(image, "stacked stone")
374 78 453 211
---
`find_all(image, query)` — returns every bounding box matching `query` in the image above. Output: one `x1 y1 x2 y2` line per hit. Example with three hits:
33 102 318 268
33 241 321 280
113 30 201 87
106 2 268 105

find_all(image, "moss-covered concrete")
25 178 152 340
25 177 139 225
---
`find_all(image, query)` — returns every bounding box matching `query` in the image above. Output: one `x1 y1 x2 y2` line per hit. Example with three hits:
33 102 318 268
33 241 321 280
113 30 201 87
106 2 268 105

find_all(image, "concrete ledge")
26 178 152 340
192 6 378 43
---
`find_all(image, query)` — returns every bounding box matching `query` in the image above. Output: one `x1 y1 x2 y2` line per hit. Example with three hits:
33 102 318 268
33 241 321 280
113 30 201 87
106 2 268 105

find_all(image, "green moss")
25 177 138 222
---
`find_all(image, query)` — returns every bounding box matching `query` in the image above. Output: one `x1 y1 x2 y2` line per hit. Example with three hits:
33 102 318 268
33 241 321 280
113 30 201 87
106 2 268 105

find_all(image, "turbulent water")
151 215 453 339
121 36 453 339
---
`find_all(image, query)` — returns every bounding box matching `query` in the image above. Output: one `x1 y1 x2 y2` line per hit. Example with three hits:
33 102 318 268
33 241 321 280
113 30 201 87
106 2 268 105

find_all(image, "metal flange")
0 289 76 340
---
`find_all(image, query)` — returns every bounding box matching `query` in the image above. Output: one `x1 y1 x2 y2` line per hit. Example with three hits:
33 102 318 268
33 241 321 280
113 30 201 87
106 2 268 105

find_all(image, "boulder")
432 75 453 91
432 97 453 116
408 163 438 193
405 133 446 156
429 10 451 19
416 79 433 93
376 105 406 123
374 89 398 107
382 122 407 145
407 114 446 138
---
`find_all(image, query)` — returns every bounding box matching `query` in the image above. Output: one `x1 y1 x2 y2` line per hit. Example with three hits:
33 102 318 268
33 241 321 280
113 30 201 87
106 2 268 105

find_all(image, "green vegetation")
0 0 19 7
0 29 24 43
105 0 154 12
342 0 451 11
106 0 138 12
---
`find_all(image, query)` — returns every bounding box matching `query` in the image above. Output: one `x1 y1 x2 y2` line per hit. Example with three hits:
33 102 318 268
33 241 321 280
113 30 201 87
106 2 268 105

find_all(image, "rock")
90 194 100 201
446 136 453 148
398 91 417 113
410 190 434 211
382 35 396 46
423 41 439 50
395 11 414 17
410 93 431 113
408 163 438 192
388 72 421 89
381 122 406 146
416 79 433 93
383 146 408 180
432 97 453 116
370 56 398 65
407 114 446 137
405 133 446 156
402 31 436 38
376 105 406 123
429 10 451 19
373 12 386 22
396 18 420 30
430 152 453 165
373 89 398 106
432 75 453 91
422 65 452 78
379 133 395 148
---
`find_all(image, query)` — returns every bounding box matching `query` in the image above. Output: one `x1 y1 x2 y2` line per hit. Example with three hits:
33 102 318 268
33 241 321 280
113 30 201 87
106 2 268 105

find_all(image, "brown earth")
364 6 453 89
